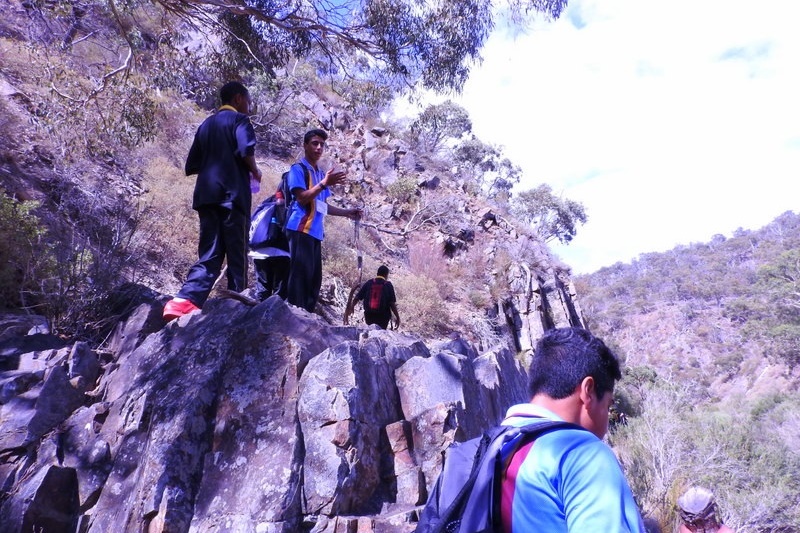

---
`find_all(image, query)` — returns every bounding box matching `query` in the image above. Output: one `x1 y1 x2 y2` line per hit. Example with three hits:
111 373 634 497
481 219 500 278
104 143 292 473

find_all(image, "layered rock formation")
0 274 583 532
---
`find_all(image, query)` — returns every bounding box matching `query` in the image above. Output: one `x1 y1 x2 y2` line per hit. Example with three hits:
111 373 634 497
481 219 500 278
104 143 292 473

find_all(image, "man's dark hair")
528 327 621 400
377 265 389 277
304 129 328 144
220 81 248 104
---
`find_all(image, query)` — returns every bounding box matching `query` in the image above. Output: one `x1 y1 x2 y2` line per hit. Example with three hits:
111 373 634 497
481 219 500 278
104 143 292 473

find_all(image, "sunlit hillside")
577 211 800 531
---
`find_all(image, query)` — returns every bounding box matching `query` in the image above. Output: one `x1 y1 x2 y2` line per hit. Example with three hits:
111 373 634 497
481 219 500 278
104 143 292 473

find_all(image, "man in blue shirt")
163 81 262 321
285 129 360 312
500 327 646 532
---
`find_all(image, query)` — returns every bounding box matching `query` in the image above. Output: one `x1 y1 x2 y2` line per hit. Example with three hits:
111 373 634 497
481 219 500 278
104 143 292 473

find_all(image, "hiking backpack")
415 419 585 533
249 194 288 250
248 163 310 250
364 278 389 314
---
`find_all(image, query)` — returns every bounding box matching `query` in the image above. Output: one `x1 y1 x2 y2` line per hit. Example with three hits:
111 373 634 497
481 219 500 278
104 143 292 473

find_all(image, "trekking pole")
354 217 363 285
343 214 364 325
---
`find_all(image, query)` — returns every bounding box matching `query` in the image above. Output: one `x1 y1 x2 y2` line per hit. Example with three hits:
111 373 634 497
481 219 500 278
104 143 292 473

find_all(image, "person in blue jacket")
163 81 262 321
500 327 646 532
284 129 361 313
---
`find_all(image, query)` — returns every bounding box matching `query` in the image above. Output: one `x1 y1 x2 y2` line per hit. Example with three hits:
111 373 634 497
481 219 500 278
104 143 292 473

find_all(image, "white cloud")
451 0 800 273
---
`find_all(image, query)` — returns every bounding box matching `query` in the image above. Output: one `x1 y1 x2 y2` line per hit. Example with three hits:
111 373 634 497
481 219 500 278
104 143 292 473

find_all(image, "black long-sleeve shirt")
185 107 256 214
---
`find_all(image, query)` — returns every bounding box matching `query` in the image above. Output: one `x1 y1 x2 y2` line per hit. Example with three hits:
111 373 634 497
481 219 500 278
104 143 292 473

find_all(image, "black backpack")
364 278 390 314
415 419 585 533
248 194 288 250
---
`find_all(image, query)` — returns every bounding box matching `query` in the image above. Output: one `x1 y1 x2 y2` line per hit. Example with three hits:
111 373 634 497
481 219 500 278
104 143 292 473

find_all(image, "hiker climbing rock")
285 129 361 313
677 487 734 533
351 265 400 329
163 81 261 321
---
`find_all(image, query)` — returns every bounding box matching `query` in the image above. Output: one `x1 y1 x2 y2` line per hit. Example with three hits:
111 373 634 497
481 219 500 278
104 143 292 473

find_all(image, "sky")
424 0 800 274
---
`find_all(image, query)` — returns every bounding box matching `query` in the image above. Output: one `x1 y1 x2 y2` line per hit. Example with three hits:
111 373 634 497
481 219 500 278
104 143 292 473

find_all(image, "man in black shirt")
353 265 401 329
164 81 261 321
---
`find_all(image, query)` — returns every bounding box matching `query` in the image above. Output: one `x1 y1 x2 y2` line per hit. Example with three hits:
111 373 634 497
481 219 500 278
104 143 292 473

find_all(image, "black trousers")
286 230 322 313
364 312 391 329
178 205 248 307
253 256 290 301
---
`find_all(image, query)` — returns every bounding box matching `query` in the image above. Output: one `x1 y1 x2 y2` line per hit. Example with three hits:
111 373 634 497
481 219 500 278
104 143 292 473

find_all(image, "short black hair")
377 265 389 277
220 81 248 104
304 129 328 144
528 327 621 400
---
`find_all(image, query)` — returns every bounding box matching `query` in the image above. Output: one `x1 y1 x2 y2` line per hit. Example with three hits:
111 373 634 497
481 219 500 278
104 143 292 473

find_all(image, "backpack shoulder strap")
301 162 311 188
284 162 313 200
459 419 584 532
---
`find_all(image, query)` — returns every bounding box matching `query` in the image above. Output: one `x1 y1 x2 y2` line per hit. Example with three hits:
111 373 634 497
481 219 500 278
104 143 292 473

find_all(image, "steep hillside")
577 210 800 396
2 1 799 531
0 0 577 351
577 211 800 531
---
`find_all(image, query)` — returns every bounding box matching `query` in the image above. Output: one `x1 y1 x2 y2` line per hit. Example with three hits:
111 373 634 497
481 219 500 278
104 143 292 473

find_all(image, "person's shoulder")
290 161 311 176
538 426 609 457
287 162 309 186
232 112 254 128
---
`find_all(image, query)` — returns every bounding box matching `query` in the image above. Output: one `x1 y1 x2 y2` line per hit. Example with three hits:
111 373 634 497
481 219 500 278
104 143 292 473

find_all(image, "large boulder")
0 290 534 532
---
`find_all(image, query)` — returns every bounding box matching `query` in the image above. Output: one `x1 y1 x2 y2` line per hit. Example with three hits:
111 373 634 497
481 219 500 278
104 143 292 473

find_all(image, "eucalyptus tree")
512 183 587 243
149 0 569 92
411 101 472 151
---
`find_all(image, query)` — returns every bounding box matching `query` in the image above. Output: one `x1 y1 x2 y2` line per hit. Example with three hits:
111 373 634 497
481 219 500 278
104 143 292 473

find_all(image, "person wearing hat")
677 487 734 533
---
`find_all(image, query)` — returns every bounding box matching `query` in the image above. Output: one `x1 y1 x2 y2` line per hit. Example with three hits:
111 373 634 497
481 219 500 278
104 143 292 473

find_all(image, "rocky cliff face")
0 275 584 532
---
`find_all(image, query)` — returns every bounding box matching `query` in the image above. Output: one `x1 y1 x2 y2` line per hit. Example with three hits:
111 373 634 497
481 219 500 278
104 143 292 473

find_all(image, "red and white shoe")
163 298 201 321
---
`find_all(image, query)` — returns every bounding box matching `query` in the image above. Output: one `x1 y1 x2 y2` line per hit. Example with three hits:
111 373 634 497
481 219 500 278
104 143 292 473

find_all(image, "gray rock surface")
0 274 582 532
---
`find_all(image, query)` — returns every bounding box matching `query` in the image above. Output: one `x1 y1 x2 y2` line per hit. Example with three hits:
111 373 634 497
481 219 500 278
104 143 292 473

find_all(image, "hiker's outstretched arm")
293 167 347 206
390 303 401 327
328 205 362 219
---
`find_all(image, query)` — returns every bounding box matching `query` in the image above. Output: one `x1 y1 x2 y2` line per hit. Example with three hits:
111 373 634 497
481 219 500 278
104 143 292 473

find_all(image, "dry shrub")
458 310 507 352
392 271 450 337
448 239 492 294
149 91 205 164
407 234 453 294
137 156 198 289
322 214 363 287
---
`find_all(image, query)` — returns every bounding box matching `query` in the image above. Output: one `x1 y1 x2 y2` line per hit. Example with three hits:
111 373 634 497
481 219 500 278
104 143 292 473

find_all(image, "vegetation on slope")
0 0 586 346
578 211 800 531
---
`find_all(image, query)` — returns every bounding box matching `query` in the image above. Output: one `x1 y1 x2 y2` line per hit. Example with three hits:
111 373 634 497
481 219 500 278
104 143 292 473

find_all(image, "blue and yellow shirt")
285 159 331 241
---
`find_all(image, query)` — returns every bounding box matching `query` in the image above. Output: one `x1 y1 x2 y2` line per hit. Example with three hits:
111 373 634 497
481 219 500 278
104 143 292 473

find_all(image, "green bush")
0 184 145 339
611 373 800 532
386 176 419 205
0 191 54 311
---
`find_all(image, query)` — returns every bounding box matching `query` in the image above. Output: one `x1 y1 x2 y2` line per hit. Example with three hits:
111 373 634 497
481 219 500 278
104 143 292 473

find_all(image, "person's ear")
579 376 597 405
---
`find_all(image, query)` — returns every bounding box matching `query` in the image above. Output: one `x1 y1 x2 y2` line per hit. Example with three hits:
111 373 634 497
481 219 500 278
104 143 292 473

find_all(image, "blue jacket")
501 403 645 533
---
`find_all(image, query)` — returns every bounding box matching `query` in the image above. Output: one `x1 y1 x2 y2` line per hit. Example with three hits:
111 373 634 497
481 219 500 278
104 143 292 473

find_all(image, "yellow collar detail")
218 105 237 112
